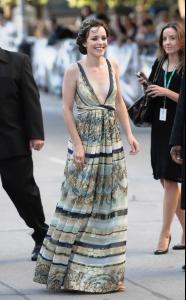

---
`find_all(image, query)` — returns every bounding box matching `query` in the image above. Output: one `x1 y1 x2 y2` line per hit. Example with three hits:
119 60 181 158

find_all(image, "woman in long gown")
34 19 139 294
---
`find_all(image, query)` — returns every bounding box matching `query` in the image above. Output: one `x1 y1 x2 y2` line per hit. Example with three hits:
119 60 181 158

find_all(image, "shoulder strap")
152 57 165 84
106 58 114 97
77 62 84 75
106 58 112 69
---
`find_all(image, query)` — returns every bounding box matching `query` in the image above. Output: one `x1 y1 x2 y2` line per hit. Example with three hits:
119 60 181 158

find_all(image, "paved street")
0 92 185 300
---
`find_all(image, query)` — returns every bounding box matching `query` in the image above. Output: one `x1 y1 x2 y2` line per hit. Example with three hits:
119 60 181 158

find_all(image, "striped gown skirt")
33 108 128 294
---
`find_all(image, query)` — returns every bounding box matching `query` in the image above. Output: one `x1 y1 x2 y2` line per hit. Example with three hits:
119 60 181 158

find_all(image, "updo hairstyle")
76 19 110 55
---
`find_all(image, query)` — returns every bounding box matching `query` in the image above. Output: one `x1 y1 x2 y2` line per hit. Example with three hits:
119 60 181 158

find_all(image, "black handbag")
128 59 164 127
128 94 152 127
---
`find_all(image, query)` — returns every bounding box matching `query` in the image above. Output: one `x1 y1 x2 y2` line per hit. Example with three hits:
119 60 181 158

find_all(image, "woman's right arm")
62 64 85 166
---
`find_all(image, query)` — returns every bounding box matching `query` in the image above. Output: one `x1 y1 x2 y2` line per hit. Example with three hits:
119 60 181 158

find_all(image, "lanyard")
163 61 177 108
164 61 177 89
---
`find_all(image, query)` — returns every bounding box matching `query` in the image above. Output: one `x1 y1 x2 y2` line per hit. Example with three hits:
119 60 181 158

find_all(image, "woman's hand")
137 73 148 90
170 146 183 165
73 143 85 169
138 76 148 89
146 85 167 98
127 134 140 155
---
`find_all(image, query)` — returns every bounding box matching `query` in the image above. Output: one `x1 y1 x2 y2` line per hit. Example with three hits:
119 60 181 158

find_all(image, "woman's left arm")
146 85 179 102
112 61 140 155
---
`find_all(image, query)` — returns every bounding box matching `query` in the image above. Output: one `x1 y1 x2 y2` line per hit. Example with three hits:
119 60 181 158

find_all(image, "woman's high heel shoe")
172 244 185 250
154 235 172 255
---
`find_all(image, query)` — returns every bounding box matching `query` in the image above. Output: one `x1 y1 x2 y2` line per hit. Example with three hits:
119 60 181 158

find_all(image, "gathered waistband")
77 105 115 112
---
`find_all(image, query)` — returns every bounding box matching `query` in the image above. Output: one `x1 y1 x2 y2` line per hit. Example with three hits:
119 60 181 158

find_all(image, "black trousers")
0 155 48 244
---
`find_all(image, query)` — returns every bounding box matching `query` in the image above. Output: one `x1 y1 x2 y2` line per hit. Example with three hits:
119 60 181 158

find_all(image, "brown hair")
158 22 185 72
76 19 110 55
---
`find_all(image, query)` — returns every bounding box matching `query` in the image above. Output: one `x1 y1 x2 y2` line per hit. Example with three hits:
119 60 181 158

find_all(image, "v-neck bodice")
76 59 117 110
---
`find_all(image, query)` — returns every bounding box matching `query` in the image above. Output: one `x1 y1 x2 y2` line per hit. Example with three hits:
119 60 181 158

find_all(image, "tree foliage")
67 0 156 9
0 0 48 8
0 0 16 6
0 0 181 13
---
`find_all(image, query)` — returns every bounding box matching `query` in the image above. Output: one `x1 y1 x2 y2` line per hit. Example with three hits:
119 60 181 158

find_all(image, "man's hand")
30 140 44 151
170 145 183 165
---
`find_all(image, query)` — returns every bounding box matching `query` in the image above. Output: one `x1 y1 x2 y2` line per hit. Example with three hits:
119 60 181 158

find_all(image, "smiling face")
162 27 180 56
84 26 108 57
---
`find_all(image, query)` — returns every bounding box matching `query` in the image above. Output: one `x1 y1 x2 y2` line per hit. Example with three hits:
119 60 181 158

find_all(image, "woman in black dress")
139 22 185 254
170 73 185 270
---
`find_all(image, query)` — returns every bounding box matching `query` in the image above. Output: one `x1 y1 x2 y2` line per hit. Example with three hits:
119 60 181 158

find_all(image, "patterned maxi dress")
34 59 128 294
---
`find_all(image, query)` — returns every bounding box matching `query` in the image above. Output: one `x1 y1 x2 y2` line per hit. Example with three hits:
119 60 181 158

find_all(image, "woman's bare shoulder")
64 63 79 83
66 63 79 75
108 59 119 75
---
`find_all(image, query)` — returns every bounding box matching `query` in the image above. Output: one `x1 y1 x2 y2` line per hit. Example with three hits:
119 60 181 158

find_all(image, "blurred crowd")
0 4 183 106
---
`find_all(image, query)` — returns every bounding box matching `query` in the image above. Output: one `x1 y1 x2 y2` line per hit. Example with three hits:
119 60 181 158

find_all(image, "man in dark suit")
170 73 185 271
0 47 48 261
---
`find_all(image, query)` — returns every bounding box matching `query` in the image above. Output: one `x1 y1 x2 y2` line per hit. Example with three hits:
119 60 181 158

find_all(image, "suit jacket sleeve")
170 73 185 146
20 55 45 140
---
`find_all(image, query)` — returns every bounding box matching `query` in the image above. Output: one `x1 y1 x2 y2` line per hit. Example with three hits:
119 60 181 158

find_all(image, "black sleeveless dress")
149 60 182 182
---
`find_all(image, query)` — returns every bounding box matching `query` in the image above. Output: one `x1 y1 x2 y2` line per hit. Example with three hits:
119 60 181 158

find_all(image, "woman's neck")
85 55 105 68
168 53 179 66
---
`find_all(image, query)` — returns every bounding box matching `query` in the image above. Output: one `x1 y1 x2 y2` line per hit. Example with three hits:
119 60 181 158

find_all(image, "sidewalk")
0 92 185 300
